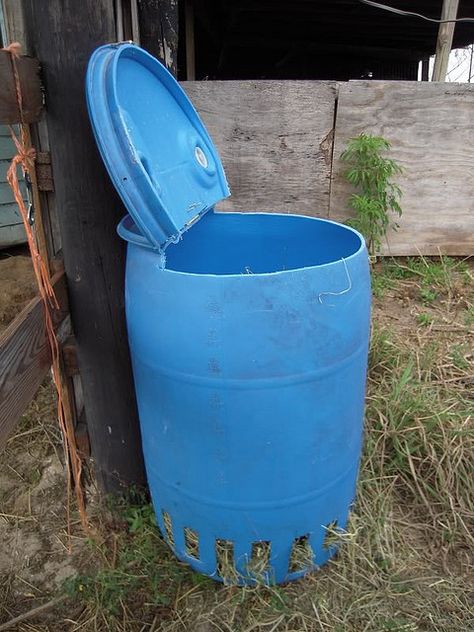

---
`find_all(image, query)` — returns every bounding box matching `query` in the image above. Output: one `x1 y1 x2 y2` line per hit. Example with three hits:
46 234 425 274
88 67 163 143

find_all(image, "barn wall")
183 80 474 256
0 126 27 248
184 81 337 217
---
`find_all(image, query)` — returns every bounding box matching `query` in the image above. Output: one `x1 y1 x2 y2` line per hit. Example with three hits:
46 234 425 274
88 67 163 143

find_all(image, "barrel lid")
86 43 230 249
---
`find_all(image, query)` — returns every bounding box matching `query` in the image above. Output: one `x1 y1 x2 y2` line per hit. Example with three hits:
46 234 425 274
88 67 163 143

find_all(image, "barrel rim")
117 211 367 278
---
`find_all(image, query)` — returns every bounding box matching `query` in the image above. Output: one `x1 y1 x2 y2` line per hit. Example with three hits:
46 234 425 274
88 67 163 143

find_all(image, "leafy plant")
340 133 403 254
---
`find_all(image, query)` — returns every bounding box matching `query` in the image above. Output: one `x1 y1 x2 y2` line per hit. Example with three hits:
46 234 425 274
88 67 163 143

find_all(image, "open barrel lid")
86 43 230 249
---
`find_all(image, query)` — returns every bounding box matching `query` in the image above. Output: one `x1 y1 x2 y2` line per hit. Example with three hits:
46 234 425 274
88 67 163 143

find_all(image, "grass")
371 255 470 302
366 327 473 549
464 306 474 327
374 256 468 284
288 535 315 573
64 501 186 617
416 312 433 327
1 257 473 631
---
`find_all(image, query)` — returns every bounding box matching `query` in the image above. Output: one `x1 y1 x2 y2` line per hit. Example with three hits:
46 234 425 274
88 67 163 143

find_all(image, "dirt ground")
0 248 38 333
0 252 473 631
0 248 89 624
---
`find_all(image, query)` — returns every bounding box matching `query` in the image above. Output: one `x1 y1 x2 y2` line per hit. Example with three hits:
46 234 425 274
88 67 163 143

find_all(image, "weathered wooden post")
137 0 179 76
22 0 148 493
432 0 460 81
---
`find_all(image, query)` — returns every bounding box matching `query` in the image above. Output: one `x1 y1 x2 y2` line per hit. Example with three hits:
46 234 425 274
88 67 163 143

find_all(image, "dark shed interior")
177 0 474 80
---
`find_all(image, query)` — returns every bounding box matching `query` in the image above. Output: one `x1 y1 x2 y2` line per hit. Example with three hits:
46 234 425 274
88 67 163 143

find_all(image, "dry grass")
288 536 315 574
247 541 271 579
0 256 473 631
215 539 240 585
0 382 90 629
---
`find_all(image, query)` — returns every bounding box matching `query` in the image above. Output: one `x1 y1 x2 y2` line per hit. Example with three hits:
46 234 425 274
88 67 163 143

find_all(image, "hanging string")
318 257 353 306
3 42 89 538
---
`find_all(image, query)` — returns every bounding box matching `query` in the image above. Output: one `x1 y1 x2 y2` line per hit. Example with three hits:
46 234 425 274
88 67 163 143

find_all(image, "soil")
0 247 38 334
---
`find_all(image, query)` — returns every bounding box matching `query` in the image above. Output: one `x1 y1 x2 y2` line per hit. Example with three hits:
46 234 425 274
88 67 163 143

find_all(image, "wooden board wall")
330 81 474 256
184 80 473 255
183 81 337 217
0 51 43 124
0 125 27 248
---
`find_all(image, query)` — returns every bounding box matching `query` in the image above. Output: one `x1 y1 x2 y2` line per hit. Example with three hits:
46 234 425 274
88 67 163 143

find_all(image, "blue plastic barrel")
118 209 370 585
86 42 371 585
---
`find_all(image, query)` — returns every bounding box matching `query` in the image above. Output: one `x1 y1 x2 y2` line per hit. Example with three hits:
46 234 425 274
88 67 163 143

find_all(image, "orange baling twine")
3 43 89 538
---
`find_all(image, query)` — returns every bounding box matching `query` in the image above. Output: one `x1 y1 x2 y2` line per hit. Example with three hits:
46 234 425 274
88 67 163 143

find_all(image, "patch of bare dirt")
0 248 37 333
0 382 92 630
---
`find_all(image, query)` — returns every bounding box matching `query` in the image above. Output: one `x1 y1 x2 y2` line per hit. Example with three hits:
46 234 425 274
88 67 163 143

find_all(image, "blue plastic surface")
119 211 371 584
87 43 371 585
86 43 230 249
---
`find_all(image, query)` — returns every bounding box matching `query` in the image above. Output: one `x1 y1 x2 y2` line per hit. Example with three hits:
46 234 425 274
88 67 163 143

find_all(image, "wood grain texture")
0 52 42 124
183 81 337 217
24 0 146 492
432 0 459 82
330 81 474 255
137 0 179 76
0 271 67 450
35 151 54 192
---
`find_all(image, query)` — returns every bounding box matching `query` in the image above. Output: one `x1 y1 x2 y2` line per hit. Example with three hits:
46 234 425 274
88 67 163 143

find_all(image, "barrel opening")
165 213 363 275
248 541 271 576
289 534 314 572
323 520 344 550
162 510 175 548
215 539 238 584
120 213 364 275
184 527 200 559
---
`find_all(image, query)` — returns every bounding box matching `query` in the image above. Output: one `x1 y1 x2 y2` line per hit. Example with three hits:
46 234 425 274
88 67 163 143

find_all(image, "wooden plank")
183 81 337 217
0 134 17 158
24 0 146 493
0 201 23 224
0 51 43 124
432 0 460 82
185 0 196 80
330 81 474 256
0 180 15 204
35 151 54 192
1 0 30 53
62 335 79 377
30 121 62 258
0 271 67 449
0 221 25 248
137 0 179 76
75 419 91 459
0 160 22 183
0 202 26 250
22 126 53 278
